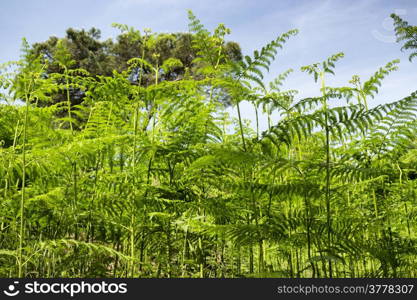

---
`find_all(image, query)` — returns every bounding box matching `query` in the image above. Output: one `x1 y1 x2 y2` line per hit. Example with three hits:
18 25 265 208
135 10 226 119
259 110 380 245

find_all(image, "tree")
29 25 242 108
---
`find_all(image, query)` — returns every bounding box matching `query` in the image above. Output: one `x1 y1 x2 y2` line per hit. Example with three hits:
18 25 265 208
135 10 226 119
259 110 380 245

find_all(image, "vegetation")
29 24 242 108
391 13 417 62
0 11 416 278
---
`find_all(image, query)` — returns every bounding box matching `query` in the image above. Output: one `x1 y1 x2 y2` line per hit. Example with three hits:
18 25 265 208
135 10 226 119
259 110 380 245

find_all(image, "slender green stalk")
18 93 30 278
320 71 332 278
236 102 247 151
18 66 38 277
65 68 73 133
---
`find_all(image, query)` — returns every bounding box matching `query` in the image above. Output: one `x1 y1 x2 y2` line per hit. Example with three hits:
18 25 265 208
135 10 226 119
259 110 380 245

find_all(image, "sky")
1 0 416 131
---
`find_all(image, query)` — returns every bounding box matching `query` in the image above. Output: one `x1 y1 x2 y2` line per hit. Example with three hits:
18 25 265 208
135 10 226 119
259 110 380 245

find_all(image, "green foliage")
301 52 344 82
391 14 417 62
0 11 416 279
30 21 243 109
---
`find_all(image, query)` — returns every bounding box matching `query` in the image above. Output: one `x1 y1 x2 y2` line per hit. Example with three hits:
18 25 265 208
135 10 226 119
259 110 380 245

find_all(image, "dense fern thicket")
0 12 416 278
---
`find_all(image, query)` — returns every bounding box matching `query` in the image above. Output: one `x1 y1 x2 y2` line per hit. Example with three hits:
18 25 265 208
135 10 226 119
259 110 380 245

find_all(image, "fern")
391 14 417 62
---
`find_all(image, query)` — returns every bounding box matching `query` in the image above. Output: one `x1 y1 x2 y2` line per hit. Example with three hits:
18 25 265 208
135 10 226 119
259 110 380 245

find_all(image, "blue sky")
1 0 416 130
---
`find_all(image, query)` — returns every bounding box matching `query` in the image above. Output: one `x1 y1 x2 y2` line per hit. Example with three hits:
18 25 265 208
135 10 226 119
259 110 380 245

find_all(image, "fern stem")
255 105 259 140
320 71 332 278
236 102 247 151
65 70 73 133
18 76 34 278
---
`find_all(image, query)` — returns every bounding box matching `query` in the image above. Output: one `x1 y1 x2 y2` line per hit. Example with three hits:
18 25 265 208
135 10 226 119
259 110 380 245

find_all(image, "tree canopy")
29 24 242 107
